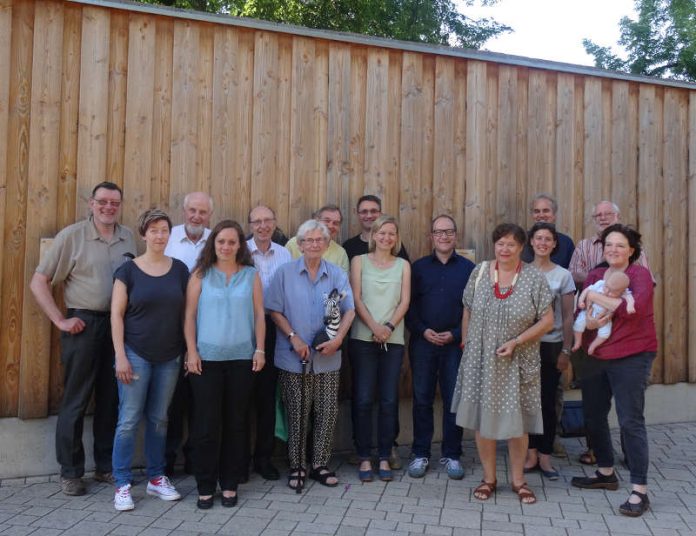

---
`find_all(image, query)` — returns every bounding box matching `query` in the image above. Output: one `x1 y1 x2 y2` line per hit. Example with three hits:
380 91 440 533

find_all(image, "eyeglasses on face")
592 212 616 220
92 199 121 208
431 229 455 237
301 237 326 245
249 218 276 226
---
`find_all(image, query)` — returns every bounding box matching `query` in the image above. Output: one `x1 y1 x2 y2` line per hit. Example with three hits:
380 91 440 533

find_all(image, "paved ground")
0 421 694 535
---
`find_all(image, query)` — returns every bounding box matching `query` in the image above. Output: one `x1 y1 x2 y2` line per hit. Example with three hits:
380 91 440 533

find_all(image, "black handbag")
559 400 586 437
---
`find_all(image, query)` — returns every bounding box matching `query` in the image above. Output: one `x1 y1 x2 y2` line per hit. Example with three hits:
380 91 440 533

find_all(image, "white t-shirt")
540 264 576 343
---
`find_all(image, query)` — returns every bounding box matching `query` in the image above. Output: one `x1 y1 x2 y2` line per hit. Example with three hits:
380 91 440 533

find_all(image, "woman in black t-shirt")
110 209 189 512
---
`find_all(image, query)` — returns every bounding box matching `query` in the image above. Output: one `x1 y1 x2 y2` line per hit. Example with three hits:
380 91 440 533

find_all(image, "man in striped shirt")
569 200 652 286
246 205 292 481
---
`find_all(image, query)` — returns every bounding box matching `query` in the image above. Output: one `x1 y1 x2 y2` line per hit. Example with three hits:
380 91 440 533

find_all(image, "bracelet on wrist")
384 322 395 332
254 349 265 354
561 348 571 355
287 330 296 340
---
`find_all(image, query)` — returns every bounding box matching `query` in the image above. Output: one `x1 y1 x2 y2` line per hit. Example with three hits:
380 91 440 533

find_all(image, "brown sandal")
512 482 537 504
473 480 497 501
579 449 596 465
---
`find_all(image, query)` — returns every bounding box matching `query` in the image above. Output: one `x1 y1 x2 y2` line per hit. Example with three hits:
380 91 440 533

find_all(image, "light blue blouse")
196 265 257 361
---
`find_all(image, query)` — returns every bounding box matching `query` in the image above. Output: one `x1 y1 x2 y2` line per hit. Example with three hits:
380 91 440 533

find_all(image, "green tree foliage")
583 0 695 81
140 0 510 49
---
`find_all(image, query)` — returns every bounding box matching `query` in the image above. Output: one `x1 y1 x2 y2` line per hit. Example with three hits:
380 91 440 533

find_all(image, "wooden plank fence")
1 0 695 418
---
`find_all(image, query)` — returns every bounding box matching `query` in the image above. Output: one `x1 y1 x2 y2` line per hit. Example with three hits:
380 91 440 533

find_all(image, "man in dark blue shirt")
521 193 574 268
405 215 474 480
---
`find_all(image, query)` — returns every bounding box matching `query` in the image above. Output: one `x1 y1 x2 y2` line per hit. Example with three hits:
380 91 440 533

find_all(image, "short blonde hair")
368 215 401 256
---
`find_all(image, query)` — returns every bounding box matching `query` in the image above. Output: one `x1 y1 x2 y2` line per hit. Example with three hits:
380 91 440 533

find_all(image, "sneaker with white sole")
146 476 181 501
440 457 465 480
114 484 135 511
407 457 429 478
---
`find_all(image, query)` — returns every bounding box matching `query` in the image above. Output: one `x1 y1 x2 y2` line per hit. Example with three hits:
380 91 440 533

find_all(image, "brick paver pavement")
0 422 694 535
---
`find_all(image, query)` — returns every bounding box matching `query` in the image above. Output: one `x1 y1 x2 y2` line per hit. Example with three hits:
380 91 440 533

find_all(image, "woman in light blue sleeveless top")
184 220 265 510
349 215 411 483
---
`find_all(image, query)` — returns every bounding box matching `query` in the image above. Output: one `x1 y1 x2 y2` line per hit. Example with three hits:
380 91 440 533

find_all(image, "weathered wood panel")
18 1 64 419
0 0 33 416
0 0 695 417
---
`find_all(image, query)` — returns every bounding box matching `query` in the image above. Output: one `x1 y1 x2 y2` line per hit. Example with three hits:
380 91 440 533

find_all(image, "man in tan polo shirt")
30 182 136 496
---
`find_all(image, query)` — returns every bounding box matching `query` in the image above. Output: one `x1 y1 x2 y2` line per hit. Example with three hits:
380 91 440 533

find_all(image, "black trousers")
190 360 254 495
529 341 562 455
55 310 118 478
246 318 277 466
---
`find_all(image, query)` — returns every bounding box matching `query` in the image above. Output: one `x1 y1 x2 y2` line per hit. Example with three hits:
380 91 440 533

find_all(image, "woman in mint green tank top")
349 215 411 483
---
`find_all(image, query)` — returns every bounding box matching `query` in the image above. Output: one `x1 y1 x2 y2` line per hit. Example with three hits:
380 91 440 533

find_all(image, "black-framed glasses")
432 229 455 237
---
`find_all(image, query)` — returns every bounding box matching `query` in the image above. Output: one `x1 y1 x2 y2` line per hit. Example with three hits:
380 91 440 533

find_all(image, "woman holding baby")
570 224 657 518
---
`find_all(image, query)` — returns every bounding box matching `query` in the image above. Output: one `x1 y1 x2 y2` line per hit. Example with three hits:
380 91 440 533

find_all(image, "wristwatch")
561 347 571 355
287 330 297 340
384 322 395 332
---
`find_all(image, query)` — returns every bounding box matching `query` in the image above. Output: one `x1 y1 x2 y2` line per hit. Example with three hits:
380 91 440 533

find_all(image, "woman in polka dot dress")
452 223 553 505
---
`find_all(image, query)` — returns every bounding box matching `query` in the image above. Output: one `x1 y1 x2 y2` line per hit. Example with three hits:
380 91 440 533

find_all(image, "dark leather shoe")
254 461 280 481
619 490 649 517
221 493 238 507
571 470 619 490
197 496 214 510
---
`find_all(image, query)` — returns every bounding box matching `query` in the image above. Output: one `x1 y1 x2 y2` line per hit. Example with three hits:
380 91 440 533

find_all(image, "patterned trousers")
279 369 340 469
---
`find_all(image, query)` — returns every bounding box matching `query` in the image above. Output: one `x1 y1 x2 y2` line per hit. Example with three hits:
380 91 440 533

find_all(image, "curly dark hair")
528 222 559 256
492 223 526 246
193 219 253 276
600 223 642 264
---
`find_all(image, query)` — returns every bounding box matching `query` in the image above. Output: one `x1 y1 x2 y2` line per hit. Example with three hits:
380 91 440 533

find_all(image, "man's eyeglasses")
93 199 121 208
592 212 616 220
249 218 276 226
432 229 455 237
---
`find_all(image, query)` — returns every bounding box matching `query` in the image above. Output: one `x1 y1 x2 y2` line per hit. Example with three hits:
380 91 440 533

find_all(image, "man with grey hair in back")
164 191 213 476
285 204 350 272
521 193 575 268
569 200 651 286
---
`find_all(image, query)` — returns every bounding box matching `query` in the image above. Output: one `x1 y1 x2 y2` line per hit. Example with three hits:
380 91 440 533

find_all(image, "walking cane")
296 357 309 494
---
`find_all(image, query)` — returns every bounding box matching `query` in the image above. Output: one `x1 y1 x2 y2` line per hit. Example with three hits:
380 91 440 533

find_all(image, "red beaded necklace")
493 260 522 300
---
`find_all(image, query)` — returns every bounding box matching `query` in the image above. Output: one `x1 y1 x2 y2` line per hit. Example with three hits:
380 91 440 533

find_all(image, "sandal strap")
630 490 649 501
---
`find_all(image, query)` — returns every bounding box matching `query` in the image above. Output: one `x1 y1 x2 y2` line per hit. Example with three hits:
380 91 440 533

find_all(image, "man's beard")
185 223 205 240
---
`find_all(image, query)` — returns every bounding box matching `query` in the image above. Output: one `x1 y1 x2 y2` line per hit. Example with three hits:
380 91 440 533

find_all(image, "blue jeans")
581 351 655 485
409 337 463 459
112 347 180 487
350 339 404 460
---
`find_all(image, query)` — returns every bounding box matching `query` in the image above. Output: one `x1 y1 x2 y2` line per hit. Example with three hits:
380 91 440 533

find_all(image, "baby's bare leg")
588 336 607 355
572 331 583 351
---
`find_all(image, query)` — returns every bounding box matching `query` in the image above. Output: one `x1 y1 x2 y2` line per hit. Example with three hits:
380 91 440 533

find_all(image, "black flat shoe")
221 494 238 508
619 490 650 517
571 470 619 490
197 496 214 510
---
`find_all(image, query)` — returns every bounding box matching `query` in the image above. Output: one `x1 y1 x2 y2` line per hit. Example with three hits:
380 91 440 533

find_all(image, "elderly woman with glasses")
265 219 355 490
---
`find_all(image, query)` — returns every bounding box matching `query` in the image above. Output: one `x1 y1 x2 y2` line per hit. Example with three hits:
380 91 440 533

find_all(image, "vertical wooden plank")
105 11 128 186
398 52 424 258
496 66 517 226
572 77 585 239
150 18 173 211
77 6 110 206
661 89 688 384
637 85 664 382
170 19 199 214
313 41 329 213
453 60 467 249
688 93 696 383
411 53 432 258
386 50 403 221
50 3 82 413
554 74 578 236
19 1 64 419
515 68 529 228
363 48 390 211
610 82 639 224
289 37 318 219
0 0 33 417
583 78 604 238
211 27 254 225
348 47 367 232
432 57 456 219
122 13 155 228
485 64 499 230
0 0 13 378
327 44 352 233
195 23 213 195
463 61 487 258
526 70 555 205
276 35 293 231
